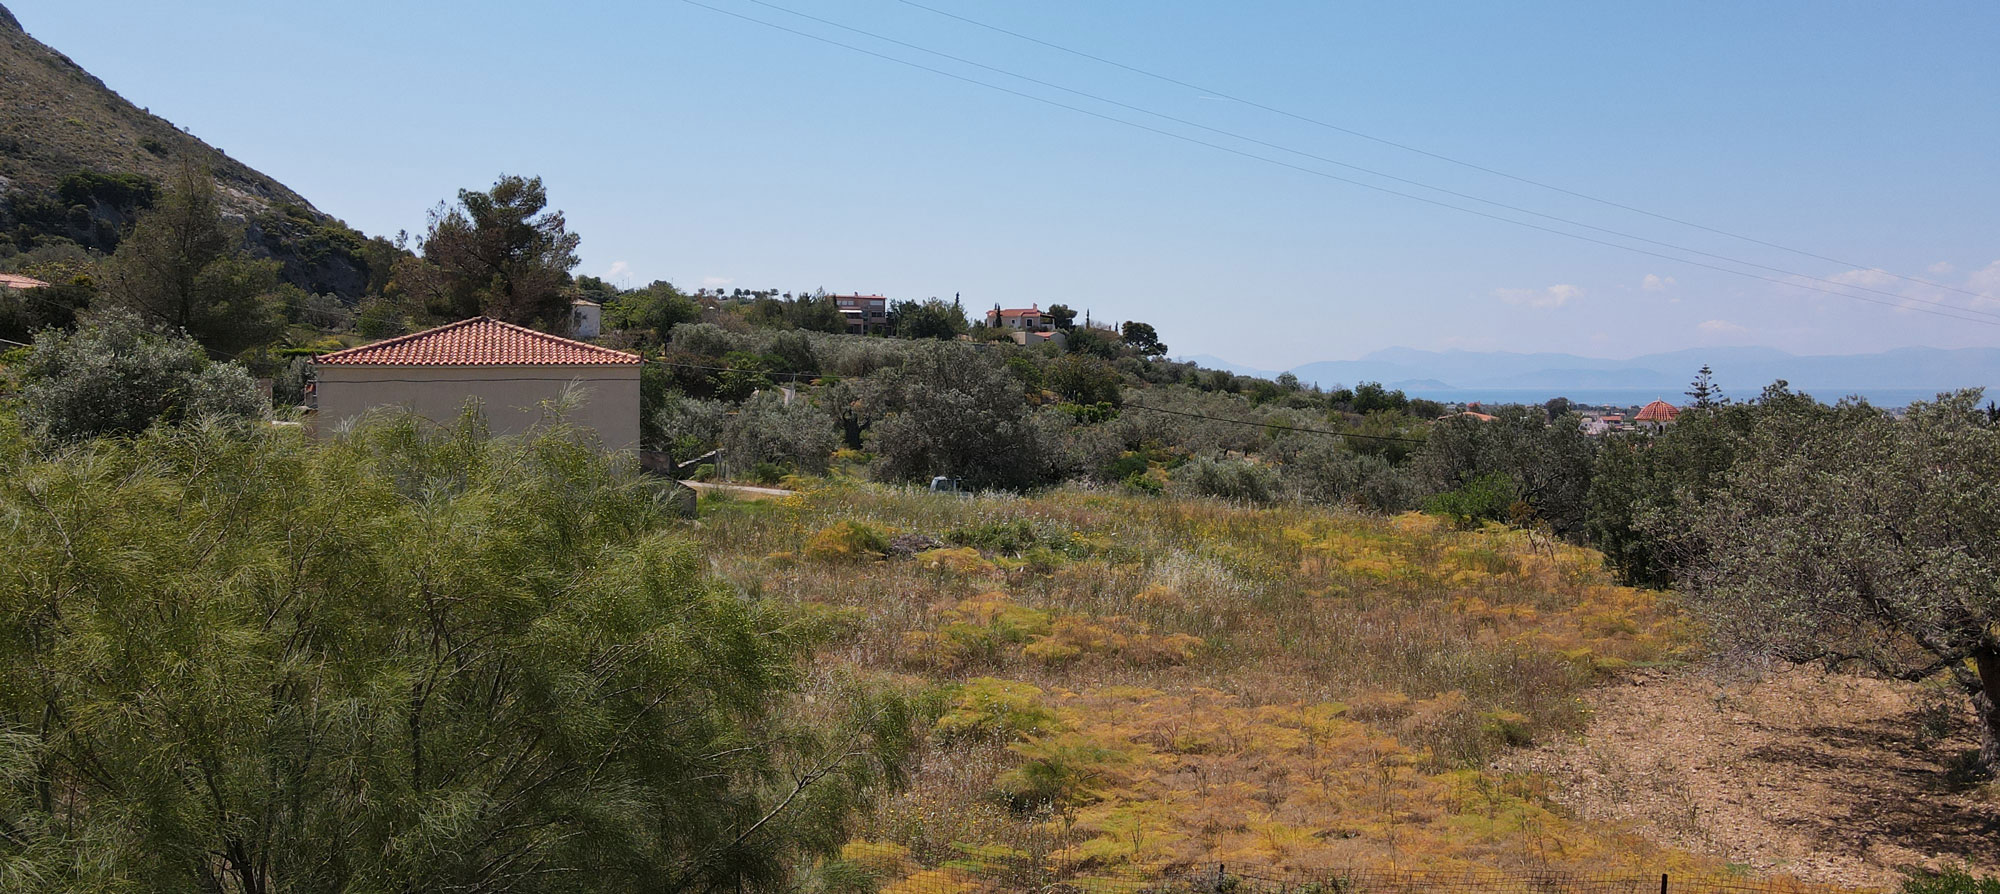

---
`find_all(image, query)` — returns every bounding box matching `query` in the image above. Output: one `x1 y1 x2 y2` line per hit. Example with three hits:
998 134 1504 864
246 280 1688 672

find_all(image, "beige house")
313 316 643 449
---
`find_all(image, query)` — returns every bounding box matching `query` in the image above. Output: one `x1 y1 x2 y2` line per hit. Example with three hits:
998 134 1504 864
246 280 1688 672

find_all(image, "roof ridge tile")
315 316 640 367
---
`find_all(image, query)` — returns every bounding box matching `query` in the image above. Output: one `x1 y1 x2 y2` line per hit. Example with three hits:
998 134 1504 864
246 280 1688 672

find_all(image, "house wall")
314 365 642 450
572 303 602 338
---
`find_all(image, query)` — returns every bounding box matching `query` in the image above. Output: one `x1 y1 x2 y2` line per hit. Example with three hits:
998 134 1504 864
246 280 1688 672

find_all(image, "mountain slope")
0 3 380 297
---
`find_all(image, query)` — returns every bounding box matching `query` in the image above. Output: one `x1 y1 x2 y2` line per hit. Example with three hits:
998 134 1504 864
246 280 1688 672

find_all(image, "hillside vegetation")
0 3 380 297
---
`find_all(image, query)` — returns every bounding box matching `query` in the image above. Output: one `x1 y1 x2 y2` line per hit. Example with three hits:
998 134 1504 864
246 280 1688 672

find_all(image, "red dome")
1635 400 1681 422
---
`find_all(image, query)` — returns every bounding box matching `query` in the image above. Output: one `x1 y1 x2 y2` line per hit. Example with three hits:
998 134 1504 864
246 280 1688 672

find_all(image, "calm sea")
1402 387 1982 410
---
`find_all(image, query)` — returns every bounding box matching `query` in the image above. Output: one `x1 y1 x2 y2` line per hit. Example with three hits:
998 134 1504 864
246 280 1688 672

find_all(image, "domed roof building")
1635 400 1681 428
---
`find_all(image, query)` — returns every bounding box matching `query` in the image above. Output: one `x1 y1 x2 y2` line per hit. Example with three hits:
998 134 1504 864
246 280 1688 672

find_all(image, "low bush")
805 519 891 562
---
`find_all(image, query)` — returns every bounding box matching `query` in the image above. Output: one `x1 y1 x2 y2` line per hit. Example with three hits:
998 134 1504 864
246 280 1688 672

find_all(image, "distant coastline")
1183 346 2000 410
1395 386 1968 409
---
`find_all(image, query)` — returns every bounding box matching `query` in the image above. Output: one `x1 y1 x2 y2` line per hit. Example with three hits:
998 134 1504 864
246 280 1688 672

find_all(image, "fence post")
1661 873 1669 894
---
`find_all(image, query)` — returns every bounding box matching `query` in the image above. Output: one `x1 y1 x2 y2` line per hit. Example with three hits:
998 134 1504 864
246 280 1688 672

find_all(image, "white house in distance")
313 316 643 449
571 298 602 338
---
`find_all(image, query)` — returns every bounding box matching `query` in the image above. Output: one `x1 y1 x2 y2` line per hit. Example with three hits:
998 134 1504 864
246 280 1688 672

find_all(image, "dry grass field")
683 483 1751 888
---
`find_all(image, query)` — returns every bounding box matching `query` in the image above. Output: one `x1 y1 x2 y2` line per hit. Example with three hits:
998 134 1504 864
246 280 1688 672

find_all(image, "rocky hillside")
0 2 380 298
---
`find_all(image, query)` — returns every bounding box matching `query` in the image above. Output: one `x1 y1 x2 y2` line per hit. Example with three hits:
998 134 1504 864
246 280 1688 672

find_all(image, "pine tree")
1685 364 1726 409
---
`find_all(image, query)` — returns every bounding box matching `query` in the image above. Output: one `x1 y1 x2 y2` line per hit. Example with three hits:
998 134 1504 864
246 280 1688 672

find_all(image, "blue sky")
13 1 2000 367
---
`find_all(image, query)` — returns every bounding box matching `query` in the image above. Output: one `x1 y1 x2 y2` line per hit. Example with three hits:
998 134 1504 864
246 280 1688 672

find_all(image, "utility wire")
746 0 2000 323
890 0 1991 303
673 0 2000 328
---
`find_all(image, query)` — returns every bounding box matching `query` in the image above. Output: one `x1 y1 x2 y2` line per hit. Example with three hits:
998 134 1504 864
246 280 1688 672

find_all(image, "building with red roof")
1635 400 1681 428
313 317 642 448
986 304 1051 331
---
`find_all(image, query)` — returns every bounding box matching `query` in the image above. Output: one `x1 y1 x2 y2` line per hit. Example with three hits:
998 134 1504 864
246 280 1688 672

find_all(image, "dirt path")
1501 666 2000 888
680 480 798 500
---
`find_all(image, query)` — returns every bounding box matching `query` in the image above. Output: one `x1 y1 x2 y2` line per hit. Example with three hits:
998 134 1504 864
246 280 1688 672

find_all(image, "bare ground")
1500 665 2000 888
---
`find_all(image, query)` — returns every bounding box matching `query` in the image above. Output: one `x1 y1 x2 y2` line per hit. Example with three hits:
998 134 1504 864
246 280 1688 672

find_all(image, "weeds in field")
687 485 1700 881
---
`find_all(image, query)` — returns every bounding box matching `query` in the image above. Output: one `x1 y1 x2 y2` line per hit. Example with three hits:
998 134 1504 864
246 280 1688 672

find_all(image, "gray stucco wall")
314 365 642 450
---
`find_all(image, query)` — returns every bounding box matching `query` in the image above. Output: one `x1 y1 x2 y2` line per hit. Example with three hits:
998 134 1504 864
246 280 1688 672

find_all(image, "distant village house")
570 298 602 338
833 294 889 334
312 316 642 450
986 304 1051 331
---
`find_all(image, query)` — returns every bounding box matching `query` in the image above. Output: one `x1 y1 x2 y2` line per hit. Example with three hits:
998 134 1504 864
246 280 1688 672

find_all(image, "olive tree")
866 343 1049 489
721 391 840 475
15 308 265 446
1410 406 1596 534
1663 390 2000 773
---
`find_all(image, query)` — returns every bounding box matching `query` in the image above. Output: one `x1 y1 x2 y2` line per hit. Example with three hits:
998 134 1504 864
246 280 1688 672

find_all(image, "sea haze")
1182 346 2000 408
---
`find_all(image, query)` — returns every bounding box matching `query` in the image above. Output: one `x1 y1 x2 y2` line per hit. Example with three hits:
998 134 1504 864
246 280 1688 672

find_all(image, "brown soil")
1501 665 2000 888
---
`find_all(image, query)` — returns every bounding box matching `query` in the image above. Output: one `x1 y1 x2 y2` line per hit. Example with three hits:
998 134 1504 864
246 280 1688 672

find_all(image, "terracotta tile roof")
0 273 49 290
315 317 640 367
1635 400 1681 422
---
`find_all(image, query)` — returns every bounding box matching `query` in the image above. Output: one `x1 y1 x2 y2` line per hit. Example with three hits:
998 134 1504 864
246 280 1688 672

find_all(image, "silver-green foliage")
16 309 266 446
0 414 912 892
866 343 1052 490
721 391 839 475
1664 390 2000 772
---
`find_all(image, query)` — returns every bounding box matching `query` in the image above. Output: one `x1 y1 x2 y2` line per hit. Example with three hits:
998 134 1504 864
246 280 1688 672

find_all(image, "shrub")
946 519 1040 554
805 520 891 562
16 309 265 446
996 732 1129 810
1044 353 1123 406
1422 472 1517 527
1170 456 1280 504
0 414 911 890
720 390 839 475
867 343 1052 490
652 392 729 460
1902 869 2000 894
933 678 1060 742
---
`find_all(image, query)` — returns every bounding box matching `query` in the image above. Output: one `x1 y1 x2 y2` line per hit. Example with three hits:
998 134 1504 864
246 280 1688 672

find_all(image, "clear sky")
12 1 1999 366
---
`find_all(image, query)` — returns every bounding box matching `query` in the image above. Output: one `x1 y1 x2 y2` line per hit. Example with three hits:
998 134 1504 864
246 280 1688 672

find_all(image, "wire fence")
841 854 1854 894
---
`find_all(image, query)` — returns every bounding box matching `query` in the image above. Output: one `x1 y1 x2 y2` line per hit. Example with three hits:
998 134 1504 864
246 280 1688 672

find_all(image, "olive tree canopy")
1664 390 2000 772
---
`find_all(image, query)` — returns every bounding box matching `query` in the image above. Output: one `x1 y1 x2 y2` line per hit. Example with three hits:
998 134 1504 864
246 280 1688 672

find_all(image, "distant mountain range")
1180 346 2000 405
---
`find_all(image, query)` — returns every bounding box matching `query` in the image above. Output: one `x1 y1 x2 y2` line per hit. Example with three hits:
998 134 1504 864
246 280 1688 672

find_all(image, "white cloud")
1493 283 1582 309
1697 319 1748 336
1640 274 1676 292
1968 260 2000 298
700 276 734 288
603 260 631 281
1929 261 1956 275
1827 267 1898 289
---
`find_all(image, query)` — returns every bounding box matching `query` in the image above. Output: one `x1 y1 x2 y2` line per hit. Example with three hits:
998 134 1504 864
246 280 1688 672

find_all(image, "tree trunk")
1977 651 2000 775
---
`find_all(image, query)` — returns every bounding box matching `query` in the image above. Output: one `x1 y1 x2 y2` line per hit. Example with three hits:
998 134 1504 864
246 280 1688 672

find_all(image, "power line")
889 0 1992 303
672 0 2000 328
743 0 2000 323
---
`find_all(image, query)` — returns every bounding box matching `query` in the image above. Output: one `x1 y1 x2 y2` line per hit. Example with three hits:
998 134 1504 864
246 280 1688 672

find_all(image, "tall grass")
687 483 1695 878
